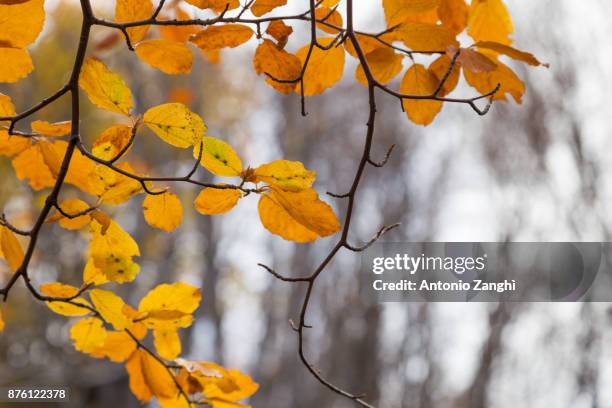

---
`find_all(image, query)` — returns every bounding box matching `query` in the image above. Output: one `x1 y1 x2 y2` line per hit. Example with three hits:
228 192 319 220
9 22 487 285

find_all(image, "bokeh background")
2 0 612 407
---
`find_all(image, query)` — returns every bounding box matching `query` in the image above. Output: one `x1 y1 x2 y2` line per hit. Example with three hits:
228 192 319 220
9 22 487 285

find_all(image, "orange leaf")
428 54 460 96
266 20 293 48
135 39 193 74
251 0 287 17
0 225 24 272
115 0 153 43
463 58 524 103
296 37 345 96
475 41 547 67
31 120 72 137
315 7 343 34
467 0 513 45
355 47 404 86
253 39 301 94
438 0 468 34
399 64 443 126
190 24 254 50
194 187 241 215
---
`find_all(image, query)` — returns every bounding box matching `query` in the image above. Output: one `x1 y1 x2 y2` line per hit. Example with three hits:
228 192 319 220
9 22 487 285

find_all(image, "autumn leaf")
0 225 24 272
89 289 131 330
389 22 459 52
143 103 206 148
253 160 316 191
315 7 343 34
88 162 144 205
11 145 55 189
194 187 241 215
190 24 254 50
0 47 33 83
70 317 108 354
467 0 513 45
159 8 199 43
474 41 548 67
463 58 524 103
92 124 133 160
344 34 383 59
31 120 72 137
383 0 440 26
438 0 468 34
451 46 496 73
355 47 404 86
154 328 181 360
251 0 287 17
142 192 184 232
400 64 443 126
135 40 193 74
40 283 93 316
258 187 340 243
185 0 239 13
266 20 293 48
296 37 345 96
0 308 4 332
0 0 45 48
139 282 202 315
91 327 143 362
0 131 30 157
126 350 154 403
139 350 178 398
253 39 301 94
428 54 460 96
46 198 92 230
194 136 243 177
115 0 153 44
79 58 133 115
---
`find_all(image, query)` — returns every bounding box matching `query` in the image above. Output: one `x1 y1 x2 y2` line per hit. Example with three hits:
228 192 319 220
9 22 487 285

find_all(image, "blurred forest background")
2 0 612 407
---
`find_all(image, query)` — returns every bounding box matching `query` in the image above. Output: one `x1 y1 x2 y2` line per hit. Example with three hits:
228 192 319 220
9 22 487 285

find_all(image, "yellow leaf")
194 363 259 402
92 124 132 161
428 54 460 96
265 20 293 48
143 103 206 148
314 7 343 34
253 160 316 191
115 0 153 44
135 40 193 74
126 350 153 403
0 47 33 83
399 64 443 126
154 328 181 360
30 120 72 137
141 310 194 330
475 41 547 67
40 282 93 316
0 92 16 118
185 0 239 13
194 187 241 215
142 192 183 232
463 58 524 103
194 136 243 177
296 37 345 96
89 218 140 258
140 349 178 398
83 257 109 286
383 0 440 26
0 0 45 47
190 24 254 50
0 225 23 272
49 198 91 230
251 0 286 16
79 58 133 115
467 0 513 45
258 187 340 243
88 162 144 205
91 328 141 362
89 289 131 330
438 0 468 34
70 317 108 354
253 39 301 94
11 144 55 189
355 47 404 86
139 282 201 314
0 131 30 157
389 22 459 52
